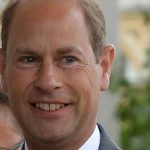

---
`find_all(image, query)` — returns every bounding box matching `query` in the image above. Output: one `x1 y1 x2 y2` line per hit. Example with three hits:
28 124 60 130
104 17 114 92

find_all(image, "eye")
62 56 78 64
58 55 80 69
16 55 40 68
19 56 37 64
60 56 78 65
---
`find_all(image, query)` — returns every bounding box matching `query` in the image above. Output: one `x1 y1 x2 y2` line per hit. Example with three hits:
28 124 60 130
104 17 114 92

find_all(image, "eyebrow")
15 47 39 55
15 46 84 56
56 46 84 56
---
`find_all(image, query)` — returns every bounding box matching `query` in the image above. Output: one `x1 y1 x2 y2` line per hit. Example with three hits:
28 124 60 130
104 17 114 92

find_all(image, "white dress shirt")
79 125 100 150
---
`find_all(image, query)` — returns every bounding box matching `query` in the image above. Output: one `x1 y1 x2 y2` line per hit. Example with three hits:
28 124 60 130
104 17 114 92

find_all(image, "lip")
29 96 74 104
29 101 73 118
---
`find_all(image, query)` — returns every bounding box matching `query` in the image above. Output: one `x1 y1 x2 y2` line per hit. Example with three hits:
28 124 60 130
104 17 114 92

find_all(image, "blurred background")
0 0 150 149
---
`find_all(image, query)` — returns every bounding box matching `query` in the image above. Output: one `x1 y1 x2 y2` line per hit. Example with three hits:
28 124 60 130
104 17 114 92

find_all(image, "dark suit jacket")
98 124 121 150
21 124 121 150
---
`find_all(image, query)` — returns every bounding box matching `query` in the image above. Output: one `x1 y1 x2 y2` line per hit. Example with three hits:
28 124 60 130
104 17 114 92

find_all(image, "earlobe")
100 44 115 91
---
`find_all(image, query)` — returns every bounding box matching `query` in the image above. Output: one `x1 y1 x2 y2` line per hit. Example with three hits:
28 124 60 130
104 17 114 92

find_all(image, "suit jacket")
21 124 122 150
97 124 121 150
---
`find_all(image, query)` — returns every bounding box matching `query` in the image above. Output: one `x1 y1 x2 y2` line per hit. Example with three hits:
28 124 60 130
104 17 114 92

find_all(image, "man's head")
0 0 115 149
0 91 22 149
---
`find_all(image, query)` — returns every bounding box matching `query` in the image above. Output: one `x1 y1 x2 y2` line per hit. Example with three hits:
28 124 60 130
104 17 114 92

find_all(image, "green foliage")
111 48 150 150
142 11 150 24
117 82 150 150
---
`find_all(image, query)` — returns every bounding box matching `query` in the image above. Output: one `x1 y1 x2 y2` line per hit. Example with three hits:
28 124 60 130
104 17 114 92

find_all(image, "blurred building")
0 0 9 12
119 0 150 83
98 0 150 144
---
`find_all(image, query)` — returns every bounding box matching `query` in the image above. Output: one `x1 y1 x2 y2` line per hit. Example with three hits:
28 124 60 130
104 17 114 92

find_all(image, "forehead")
13 0 83 23
7 0 92 53
8 0 89 41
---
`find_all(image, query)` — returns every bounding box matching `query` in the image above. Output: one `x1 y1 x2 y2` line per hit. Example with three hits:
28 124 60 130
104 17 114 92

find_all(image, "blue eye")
63 56 77 64
17 55 40 68
20 56 37 63
58 55 79 69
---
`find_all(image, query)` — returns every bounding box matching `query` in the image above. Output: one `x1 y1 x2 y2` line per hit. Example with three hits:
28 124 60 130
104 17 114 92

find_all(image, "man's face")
1 0 114 149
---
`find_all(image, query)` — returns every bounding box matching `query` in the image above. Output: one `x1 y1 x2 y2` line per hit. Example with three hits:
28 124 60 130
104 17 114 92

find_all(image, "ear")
100 44 115 91
0 48 7 93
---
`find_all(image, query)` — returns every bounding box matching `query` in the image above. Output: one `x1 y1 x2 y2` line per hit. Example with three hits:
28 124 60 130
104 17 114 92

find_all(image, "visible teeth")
43 103 50 111
35 103 66 111
61 104 65 108
55 104 61 110
50 104 55 111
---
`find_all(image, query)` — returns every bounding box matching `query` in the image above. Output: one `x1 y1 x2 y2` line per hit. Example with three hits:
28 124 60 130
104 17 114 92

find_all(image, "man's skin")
0 0 115 150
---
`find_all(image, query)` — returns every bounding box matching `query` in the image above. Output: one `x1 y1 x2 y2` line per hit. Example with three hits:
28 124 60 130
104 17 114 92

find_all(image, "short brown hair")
1 0 106 62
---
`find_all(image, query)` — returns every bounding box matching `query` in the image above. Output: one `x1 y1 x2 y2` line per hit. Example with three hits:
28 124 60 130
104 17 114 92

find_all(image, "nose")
35 63 63 92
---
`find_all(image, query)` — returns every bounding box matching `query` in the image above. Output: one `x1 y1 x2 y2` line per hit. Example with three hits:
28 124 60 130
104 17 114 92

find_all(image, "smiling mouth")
31 103 69 111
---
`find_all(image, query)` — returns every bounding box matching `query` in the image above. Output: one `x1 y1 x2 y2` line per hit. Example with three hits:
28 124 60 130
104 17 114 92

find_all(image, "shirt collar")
24 142 28 150
79 125 101 150
24 125 100 150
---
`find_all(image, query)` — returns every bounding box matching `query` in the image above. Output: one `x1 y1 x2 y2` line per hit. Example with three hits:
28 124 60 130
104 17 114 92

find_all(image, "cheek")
5 67 34 100
66 66 100 109
68 64 100 86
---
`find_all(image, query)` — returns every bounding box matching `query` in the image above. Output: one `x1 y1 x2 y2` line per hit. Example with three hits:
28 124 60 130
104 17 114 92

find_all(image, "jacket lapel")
21 142 25 150
97 124 121 150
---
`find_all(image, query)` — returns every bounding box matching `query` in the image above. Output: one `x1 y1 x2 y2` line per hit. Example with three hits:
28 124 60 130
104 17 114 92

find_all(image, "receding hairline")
2 0 106 62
